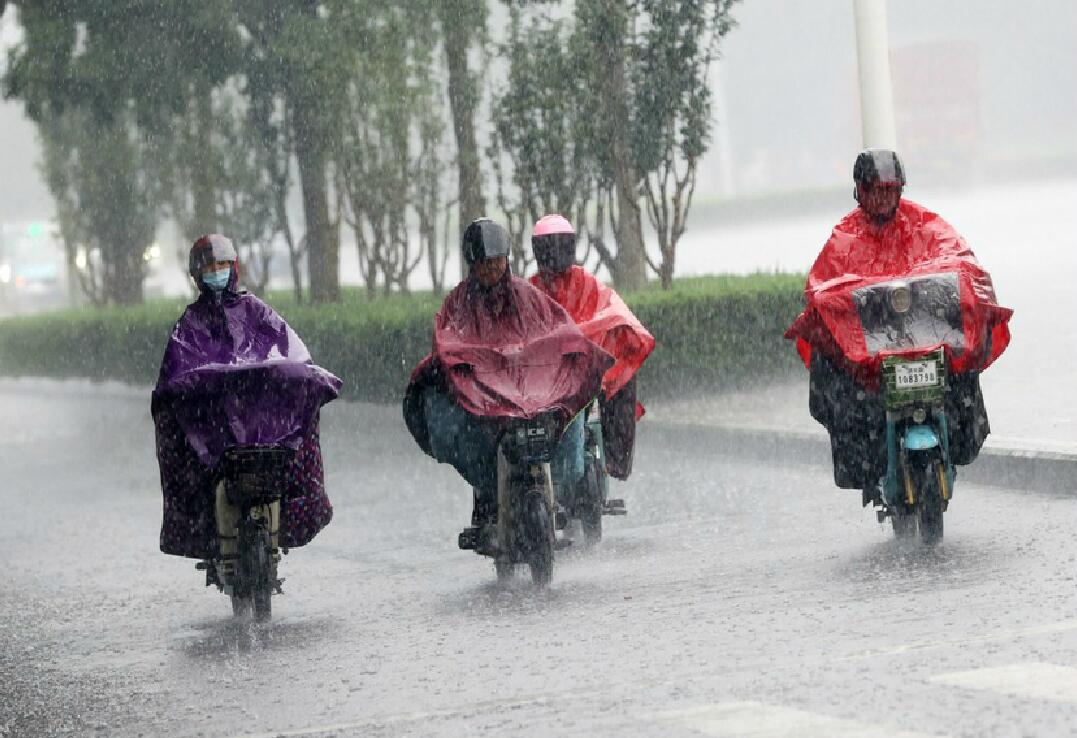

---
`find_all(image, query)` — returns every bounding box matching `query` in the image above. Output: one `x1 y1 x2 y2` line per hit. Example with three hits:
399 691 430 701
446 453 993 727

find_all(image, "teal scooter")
876 347 954 544
566 400 626 544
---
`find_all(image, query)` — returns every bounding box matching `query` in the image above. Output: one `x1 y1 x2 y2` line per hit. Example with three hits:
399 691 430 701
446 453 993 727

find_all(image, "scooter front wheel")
250 527 273 622
523 493 554 587
495 558 515 581
236 519 274 623
231 595 251 618
916 459 945 546
890 512 917 538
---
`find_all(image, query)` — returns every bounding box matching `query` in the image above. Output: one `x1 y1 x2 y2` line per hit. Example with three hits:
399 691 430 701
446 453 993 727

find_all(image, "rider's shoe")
862 481 883 508
196 560 223 588
470 486 498 527
460 487 498 552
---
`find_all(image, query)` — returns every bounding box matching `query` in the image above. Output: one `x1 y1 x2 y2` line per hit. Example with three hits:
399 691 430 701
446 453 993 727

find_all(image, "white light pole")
853 0 898 150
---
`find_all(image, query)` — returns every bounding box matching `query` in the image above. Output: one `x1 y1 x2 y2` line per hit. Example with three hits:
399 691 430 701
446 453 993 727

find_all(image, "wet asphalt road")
3 380 1077 738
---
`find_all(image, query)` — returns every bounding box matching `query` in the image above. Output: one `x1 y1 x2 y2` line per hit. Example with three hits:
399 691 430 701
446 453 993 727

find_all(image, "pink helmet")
532 214 577 274
533 214 575 237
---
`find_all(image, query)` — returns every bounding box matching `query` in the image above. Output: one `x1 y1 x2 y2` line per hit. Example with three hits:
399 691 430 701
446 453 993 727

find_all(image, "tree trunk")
285 0 339 303
93 115 148 306
292 100 339 303
277 189 303 303
440 0 485 279
611 165 647 290
190 85 217 235
590 0 646 291
108 246 145 305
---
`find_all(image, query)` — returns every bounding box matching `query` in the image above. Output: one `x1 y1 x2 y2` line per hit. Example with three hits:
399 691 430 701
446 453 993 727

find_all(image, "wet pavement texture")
3 382 1077 738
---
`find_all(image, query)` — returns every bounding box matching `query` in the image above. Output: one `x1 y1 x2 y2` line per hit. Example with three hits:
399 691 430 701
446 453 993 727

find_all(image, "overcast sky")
704 0 1077 196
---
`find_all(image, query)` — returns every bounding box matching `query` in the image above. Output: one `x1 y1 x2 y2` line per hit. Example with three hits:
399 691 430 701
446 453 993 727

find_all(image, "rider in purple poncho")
152 235 341 559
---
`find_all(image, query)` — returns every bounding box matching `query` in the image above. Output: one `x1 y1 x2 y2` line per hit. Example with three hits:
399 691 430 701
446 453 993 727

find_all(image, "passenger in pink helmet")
529 214 656 481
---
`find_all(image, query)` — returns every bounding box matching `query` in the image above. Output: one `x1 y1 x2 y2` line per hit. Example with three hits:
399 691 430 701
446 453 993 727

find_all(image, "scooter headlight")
889 283 912 314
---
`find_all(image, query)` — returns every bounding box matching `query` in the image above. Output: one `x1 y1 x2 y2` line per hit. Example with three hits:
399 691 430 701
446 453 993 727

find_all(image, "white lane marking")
654 702 948 738
226 694 554 738
930 662 1077 703
842 619 1077 661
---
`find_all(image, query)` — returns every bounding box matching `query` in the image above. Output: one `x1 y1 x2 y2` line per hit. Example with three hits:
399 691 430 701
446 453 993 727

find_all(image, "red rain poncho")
529 266 655 401
404 272 613 455
785 199 1012 384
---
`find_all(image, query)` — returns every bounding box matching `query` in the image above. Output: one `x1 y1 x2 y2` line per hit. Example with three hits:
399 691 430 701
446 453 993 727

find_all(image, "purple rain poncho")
152 287 341 559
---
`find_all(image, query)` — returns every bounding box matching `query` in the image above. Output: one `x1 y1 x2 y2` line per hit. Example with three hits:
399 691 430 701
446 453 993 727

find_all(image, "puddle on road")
173 615 339 660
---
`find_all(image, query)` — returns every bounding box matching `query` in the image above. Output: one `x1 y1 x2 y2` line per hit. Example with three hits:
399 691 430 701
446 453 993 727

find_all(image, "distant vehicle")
0 221 67 314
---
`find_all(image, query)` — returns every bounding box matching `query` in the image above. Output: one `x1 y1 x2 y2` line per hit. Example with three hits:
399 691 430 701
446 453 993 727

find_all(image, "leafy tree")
335 1 452 297
4 1 240 304
573 0 648 290
237 0 350 303
488 8 598 274
167 89 290 296
633 0 738 288
244 82 304 302
492 0 738 290
235 4 307 301
38 108 162 305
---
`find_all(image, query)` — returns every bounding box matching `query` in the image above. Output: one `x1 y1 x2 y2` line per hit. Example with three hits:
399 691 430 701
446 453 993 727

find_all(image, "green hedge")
0 273 805 401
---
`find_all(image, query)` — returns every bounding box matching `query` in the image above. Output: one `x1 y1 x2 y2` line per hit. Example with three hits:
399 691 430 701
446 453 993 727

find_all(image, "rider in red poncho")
527 214 655 480
789 150 1011 499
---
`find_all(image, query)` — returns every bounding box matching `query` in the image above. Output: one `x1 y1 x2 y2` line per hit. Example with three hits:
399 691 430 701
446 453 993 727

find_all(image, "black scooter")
459 413 566 586
197 447 292 621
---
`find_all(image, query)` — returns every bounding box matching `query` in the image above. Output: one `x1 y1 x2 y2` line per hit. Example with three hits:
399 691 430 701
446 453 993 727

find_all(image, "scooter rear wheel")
580 457 603 544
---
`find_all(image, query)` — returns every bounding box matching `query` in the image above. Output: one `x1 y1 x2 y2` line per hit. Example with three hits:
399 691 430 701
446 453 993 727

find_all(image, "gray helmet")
854 149 906 190
188 234 237 281
461 218 511 267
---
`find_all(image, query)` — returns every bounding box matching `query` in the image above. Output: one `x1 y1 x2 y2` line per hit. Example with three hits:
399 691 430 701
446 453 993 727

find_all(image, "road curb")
644 421 1077 494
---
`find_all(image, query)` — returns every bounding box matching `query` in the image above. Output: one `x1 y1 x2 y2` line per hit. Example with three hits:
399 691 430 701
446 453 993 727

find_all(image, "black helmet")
188 234 238 290
853 148 906 190
462 218 511 267
853 150 906 225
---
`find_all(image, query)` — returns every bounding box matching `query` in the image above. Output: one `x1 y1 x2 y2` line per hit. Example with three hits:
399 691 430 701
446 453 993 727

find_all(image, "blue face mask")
202 267 231 291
